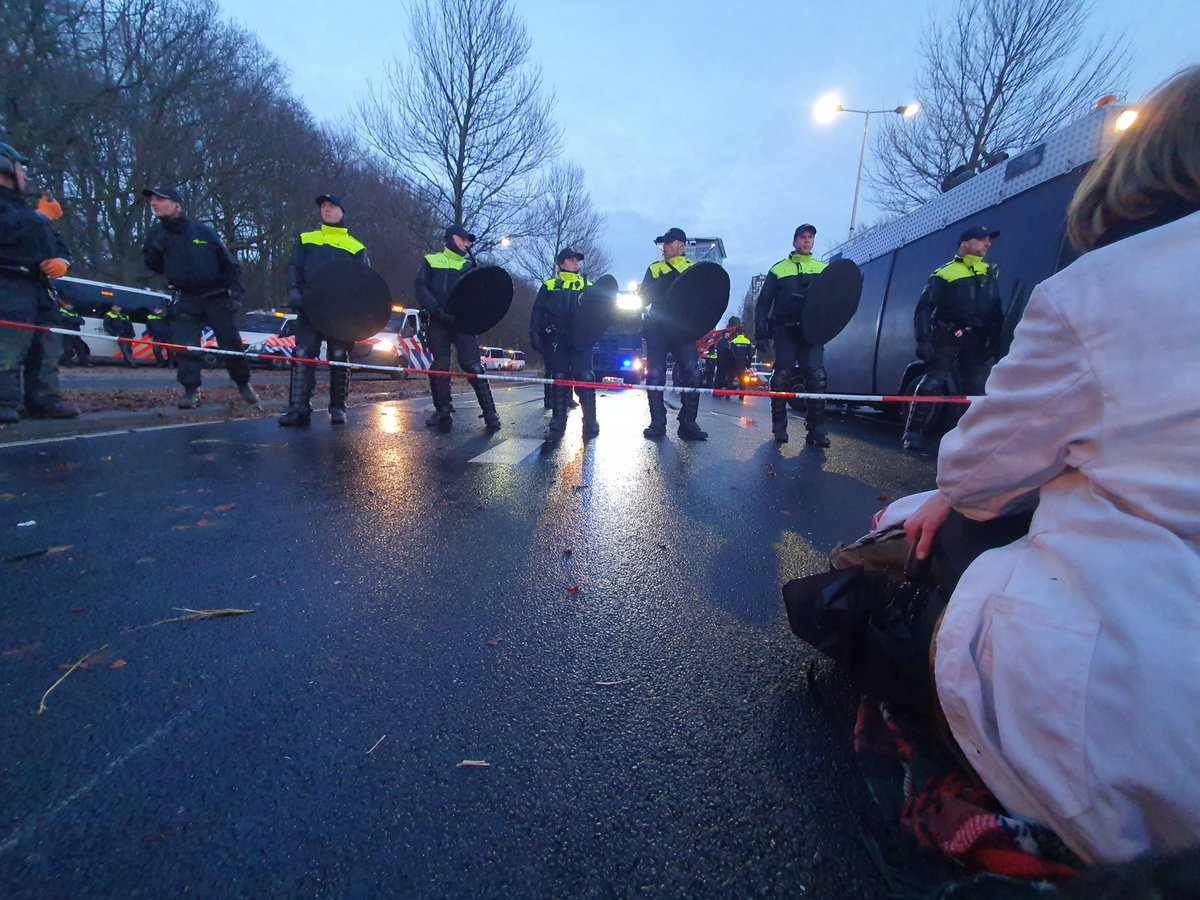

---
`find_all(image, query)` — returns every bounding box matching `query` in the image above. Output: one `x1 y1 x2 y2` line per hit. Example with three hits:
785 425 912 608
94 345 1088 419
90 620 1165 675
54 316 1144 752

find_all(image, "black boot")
543 383 553 410
771 398 789 442
677 392 708 441
578 388 599 438
426 374 453 431
472 376 501 431
547 380 568 433
644 389 667 438
329 364 350 426
278 364 313 427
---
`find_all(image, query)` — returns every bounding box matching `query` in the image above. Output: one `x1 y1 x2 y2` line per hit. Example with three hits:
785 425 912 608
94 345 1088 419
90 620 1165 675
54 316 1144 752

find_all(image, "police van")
53 276 280 366
822 102 1136 409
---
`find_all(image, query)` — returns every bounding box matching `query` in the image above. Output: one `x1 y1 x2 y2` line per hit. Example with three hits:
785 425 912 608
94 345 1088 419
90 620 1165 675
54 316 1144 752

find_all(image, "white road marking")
468 439 545 465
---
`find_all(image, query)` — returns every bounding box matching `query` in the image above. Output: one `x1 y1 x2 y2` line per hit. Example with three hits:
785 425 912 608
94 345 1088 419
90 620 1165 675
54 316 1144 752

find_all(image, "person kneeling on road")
141 186 257 411
278 194 369 428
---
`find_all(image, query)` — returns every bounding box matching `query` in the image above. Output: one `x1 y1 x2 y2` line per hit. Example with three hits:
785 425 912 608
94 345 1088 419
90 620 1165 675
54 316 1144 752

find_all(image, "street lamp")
815 96 920 241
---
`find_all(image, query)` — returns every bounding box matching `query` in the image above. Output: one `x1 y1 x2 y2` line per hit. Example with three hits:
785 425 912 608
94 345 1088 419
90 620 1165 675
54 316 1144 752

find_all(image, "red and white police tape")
0 318 976 406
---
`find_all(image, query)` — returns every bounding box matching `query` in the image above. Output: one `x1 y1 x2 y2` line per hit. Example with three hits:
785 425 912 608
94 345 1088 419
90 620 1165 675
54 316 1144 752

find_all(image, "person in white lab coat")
905 66 1200 864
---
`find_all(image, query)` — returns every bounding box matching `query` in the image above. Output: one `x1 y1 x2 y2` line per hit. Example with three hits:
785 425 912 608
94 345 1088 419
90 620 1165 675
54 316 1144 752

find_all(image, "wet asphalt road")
0 386 938 897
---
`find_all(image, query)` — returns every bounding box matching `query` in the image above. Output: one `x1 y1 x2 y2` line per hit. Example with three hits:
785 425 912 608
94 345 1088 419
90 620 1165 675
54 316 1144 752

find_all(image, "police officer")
57 300 92 367
103 303 137 367
729 319 753 394
901 226 1002 451
141 186 258 410
530 247 599 438
278 194 369 427
415 224 501 432
146 305 173 367
703 340 718 388
0 140 79 422
754 224 829 446
639 227 707 440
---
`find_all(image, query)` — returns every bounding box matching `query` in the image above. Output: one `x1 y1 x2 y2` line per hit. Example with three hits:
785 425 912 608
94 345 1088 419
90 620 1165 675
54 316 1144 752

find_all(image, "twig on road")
123 607 254 633
37 644 108 715
367 735 386 755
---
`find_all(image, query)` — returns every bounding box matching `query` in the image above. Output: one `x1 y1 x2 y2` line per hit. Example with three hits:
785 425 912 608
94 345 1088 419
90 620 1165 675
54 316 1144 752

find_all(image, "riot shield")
302 260 392 343
650 261 729 345
447 266 513 336
801 258 863 345
571 274 620 348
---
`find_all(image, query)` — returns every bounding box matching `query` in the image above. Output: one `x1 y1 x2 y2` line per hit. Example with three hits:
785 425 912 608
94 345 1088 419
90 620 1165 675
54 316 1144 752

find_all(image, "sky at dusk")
222 0 1197 301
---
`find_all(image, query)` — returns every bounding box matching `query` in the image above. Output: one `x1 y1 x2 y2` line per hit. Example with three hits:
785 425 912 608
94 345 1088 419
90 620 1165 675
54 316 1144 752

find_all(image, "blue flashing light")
621 358 632 368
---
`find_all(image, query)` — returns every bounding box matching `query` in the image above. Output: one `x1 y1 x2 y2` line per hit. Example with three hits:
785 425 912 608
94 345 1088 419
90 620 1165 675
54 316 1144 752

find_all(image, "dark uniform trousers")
907 326 991 435
0 280 62 412
424 316 485 412
644 327 703 424
172 293 250 389
770 324 827 432
290 313 353 410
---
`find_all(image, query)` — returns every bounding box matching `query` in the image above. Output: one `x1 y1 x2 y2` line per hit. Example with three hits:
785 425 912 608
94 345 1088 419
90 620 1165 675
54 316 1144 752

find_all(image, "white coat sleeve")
935 281 1102 520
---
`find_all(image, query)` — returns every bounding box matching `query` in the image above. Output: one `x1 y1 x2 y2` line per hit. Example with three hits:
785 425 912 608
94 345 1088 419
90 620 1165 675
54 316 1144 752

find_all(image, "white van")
503 349 526 371
479 346 506 371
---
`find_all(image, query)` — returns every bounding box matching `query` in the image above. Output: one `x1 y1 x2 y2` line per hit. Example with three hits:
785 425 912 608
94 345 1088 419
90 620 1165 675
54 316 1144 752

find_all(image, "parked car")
503 349 526 371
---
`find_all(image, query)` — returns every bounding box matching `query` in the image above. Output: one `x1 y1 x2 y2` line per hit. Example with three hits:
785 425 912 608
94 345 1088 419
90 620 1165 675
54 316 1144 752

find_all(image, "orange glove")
39 258 69 278
37 196 63 221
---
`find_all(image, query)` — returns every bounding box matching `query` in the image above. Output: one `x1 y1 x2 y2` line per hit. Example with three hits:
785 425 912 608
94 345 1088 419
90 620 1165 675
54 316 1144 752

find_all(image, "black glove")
287 287 303 310
916 341 934 363
529 334 542 353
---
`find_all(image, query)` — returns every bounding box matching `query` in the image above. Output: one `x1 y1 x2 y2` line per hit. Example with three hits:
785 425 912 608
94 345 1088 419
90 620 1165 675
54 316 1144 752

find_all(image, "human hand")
286 288 304 309
916 341 934 363
39 258 69 278
37 196 63 221
904 492 953 562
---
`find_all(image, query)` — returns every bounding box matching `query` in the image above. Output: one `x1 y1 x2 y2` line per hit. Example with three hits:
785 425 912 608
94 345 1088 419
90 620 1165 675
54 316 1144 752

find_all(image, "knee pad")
807 366 827 391
328 347 349 363
769 369 795 392
576 370 595 383
466 362 486 375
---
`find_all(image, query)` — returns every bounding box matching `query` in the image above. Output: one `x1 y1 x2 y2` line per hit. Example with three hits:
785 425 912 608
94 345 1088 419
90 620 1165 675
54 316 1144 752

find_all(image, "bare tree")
505 161 610 282
870 0 1129 214
356 0 561 249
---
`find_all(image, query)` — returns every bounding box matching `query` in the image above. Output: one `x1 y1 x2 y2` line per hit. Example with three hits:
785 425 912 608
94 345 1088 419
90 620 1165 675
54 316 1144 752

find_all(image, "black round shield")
572 274 620 348
447 266 513 336
802 258 863 345
653 261 730 344
303 260 392 343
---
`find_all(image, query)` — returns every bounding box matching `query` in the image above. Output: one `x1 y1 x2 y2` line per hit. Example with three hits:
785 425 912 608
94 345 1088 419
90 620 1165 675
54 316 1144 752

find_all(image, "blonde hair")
1067 66 1200 251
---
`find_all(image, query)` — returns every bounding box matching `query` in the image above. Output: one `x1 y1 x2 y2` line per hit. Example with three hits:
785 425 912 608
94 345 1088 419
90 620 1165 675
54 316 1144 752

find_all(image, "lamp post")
814 95 920 242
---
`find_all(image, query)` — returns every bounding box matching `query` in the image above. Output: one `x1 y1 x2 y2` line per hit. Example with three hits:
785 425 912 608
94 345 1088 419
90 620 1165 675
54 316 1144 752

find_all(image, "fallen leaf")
563 546 573 556
212 503 236 512
488 638 503 647
45 545 72 555
70 607 86 615
767 471 776 478
457 760 491 768
171 524 190 532
165 506 191 513
877 493 890 502
195 518 217 527
0 493 16 500
109 660 126 669
566 584 580 595
2 645 38 659
781 510 792 516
